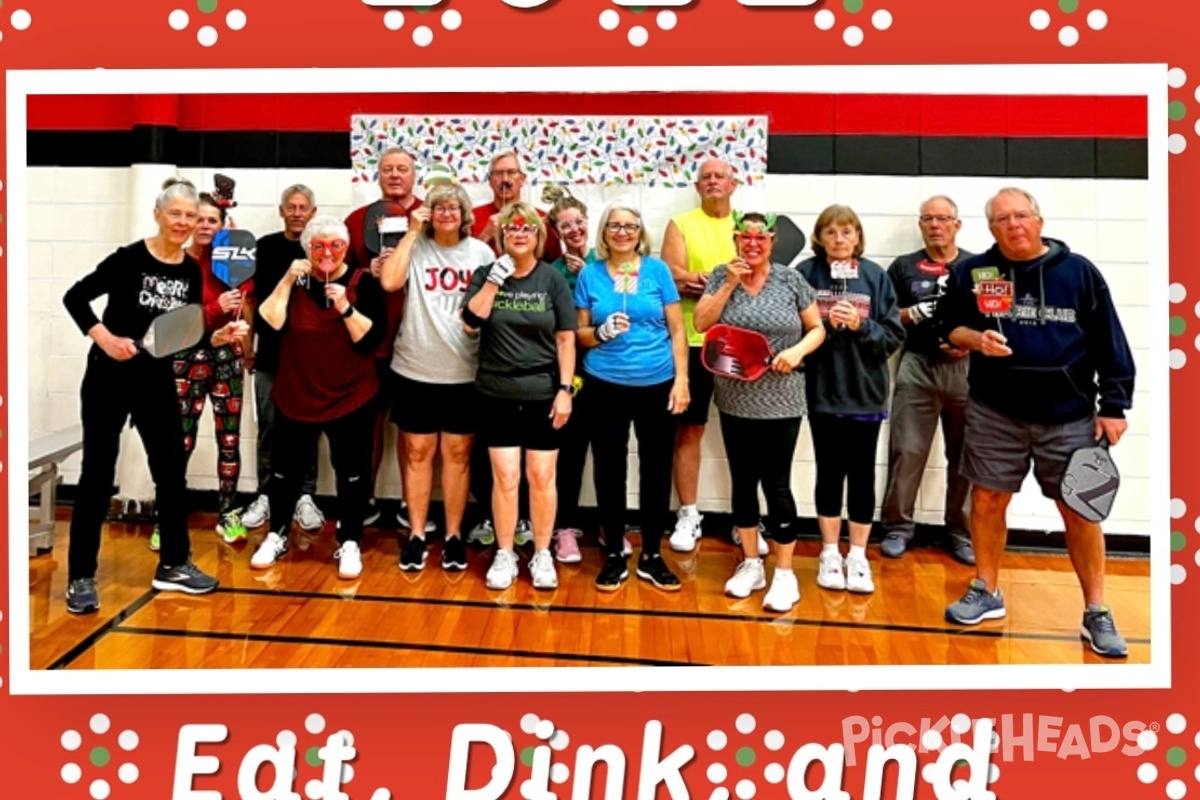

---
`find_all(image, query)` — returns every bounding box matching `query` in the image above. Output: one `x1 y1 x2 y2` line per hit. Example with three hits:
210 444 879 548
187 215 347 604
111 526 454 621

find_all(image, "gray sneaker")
1081 604 1129 658
880 532 909 558
945 578 1006 625
66 577 100 614
949 535 977 566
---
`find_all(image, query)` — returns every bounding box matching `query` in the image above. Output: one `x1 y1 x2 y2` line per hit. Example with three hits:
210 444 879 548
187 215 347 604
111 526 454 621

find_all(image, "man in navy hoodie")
939 187 1135 658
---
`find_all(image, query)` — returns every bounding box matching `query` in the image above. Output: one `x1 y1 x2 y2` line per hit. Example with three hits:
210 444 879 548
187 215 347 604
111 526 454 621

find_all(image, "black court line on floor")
106 626 702 667
45 589 159 670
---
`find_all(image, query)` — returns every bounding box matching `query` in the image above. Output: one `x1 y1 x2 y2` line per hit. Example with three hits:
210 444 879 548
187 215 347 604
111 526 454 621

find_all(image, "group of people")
61 149 1137 659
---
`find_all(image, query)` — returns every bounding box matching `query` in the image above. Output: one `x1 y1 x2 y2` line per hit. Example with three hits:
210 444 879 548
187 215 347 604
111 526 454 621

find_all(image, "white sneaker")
514 519 533 547
763 569 800 612
732 523 769 557
242 494 270 529
335 540 362 580
486 549 519 590
724 558 766 598
529 549 558 590
397 501 437 534
816 551 846 591
845 555 875 594
669 509 704 552
293 494 325 532
251 532 289 569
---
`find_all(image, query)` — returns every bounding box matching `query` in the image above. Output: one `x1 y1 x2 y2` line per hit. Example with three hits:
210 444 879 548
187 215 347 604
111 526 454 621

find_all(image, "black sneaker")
441 535 468 571
152 561 219 594
636 553 681 592
66 577 100 614
595 554 629 593
399 534 428 571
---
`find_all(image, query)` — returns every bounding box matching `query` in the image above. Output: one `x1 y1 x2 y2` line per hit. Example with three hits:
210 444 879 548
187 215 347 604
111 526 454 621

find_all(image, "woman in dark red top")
250 215 387 580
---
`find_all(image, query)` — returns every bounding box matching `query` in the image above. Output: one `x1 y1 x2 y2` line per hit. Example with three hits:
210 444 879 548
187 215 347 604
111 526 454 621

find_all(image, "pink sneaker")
554 528 583 564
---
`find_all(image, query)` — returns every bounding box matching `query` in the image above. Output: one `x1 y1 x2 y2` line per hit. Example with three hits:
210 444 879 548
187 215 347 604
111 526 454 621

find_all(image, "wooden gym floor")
28 511 1150 670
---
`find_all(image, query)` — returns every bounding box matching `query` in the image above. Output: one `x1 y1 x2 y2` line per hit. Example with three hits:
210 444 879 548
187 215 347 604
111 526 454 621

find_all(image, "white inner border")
5 65 1171 695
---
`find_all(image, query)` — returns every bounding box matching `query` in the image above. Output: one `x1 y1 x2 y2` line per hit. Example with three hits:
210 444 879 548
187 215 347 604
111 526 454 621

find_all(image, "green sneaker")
217 510 247 544
148 526 161 552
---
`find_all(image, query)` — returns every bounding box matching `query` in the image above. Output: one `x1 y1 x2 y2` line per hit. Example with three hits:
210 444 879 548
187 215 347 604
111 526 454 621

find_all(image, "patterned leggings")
174 342 244 512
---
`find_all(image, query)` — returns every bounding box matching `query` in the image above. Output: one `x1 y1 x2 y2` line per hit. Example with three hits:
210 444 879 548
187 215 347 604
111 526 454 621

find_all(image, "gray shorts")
960 398 1095 498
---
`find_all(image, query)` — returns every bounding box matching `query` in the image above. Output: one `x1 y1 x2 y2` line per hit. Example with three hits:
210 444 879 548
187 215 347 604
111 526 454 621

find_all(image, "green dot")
735 747 756 767
629 5 646 11
956 759 969 768
1167 746 1187 767
521 746 535 767
415 4 432 11
90 747 110 767
1173 531 1187 552
197 0 217 12
1169 101 1188 122
305 746 322 767
843 0 864 11
1058 0 1079 12
1171 316 1187 336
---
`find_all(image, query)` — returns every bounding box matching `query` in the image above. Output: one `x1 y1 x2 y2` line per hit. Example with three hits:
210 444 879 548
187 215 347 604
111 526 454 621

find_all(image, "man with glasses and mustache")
472 151 562 262
879 195 976 565
939 187 1136 659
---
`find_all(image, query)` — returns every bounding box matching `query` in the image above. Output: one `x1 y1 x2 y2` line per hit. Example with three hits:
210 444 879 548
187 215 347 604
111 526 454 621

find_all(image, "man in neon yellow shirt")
660 158 738 552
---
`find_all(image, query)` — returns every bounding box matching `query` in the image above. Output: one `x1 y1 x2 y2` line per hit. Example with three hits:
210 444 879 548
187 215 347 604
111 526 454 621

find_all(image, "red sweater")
345 197 422 360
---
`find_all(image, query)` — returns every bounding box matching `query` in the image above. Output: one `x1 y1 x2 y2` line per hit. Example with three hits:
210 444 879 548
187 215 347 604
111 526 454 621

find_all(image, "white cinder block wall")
25 167 1152 536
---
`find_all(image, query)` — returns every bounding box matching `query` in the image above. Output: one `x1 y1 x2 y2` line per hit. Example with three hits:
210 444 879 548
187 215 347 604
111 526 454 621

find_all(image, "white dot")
90 714 111 734
413 25 433 46
657 10 677 30
0 178 5 190
1169 67 1188 88
168 9 189 30
1166 714 1188 734
707 763 728 784
736 714 757 734
549 730 569 751
534 720 554 740
277 730 298 749
1167 779 1187 799
1194 549 1200 568
922 730 944 751
226 10 246 30
1171 283 1188 304
710 790 730 800
735 779 756 799
1030 10 1051 30
1172 498 1187 518
951 714 972 735
764 730 785 750
872 10 892 30
442 10 462 30
551 763 570 784
118 763 139 784
11 9 32 30
62 731 82 751
1195 84 1200 103
1169 133 1188 154
118 731 139 751
305 714 326 734
520 714 540 734
1062 686 1076 693
197 26 218 46
1138 729 1159 751
1173 564 1187 585
341 763 354 783
62 763 82 784
599 9 620 30
384 10 404 30
843 26 864 47
921 763 939 783
1195 118 1200 137
764 763 785 783
1195 761 1200 782
988 763 1000 783
1058 26 1079 47
305 778 324 800
1087 10 1108 30
628 26 648 46
707 730 728 750
90 779 111 800
815 9 836 30
1171 349 1186 369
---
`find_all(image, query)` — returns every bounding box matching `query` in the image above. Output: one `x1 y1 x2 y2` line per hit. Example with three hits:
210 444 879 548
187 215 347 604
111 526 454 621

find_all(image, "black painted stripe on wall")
28 129 1149 179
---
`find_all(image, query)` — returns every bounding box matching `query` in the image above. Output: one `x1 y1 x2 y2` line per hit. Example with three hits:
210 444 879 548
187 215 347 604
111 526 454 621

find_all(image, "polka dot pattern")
813 2 892 46
1029 5 1106 47
166 5 246 45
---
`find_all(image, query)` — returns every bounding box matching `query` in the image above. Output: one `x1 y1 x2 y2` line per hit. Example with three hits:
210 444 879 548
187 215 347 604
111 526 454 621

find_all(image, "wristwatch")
558 383 576 397
341 305 355 319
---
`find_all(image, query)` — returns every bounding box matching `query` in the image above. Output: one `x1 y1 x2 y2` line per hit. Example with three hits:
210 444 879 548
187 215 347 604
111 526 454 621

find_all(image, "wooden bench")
29 425 83 555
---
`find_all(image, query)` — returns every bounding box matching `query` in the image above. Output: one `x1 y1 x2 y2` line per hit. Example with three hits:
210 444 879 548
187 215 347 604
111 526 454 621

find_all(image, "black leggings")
69 353 191 580
809 413 883 525
268 401 375 544
718 412 801 544
584 373 675 557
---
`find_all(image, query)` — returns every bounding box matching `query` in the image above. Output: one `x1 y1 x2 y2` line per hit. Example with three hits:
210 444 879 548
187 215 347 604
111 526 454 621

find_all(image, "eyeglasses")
490 169 523 179
919 215 957 224
556 218 588 234
502 224 539 236
605 222 641 234
309 240 348 254
432 205 461 216
735 232 773 245
991 211 1037 225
